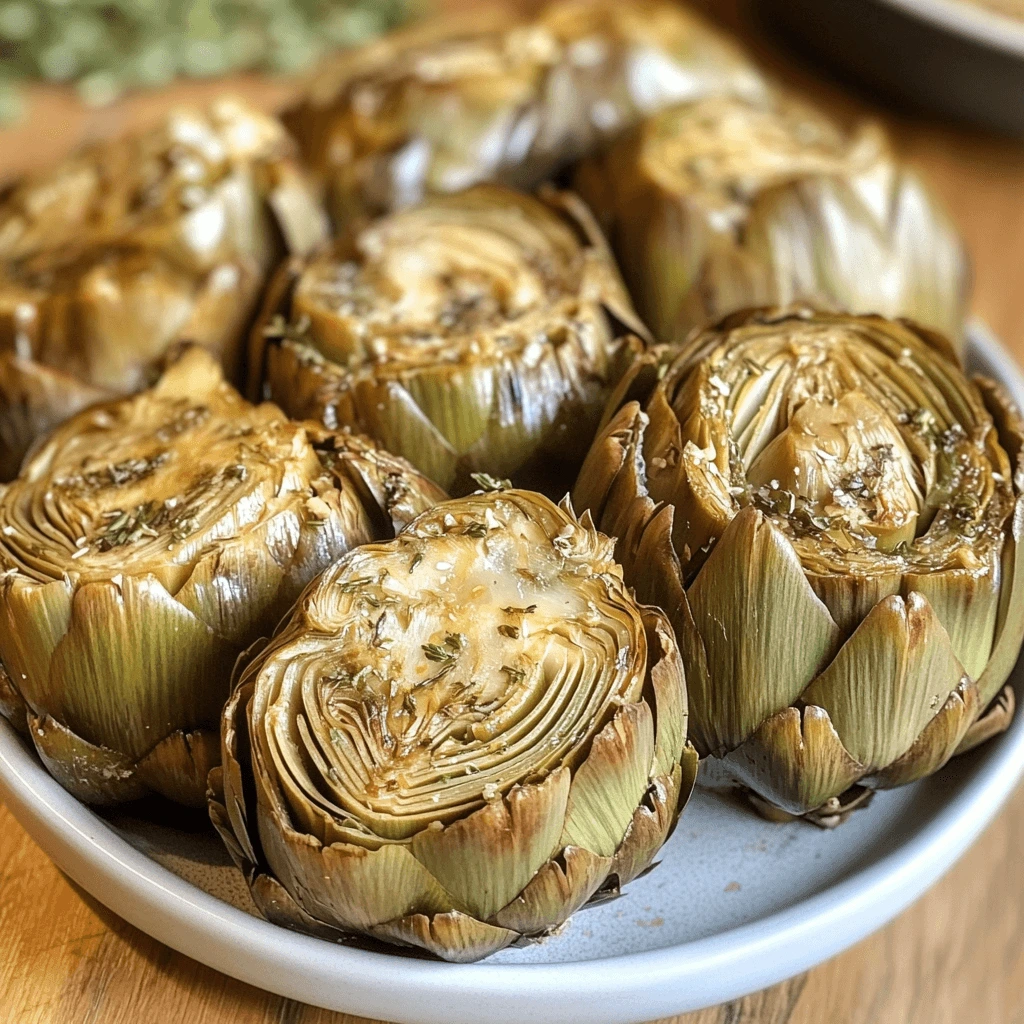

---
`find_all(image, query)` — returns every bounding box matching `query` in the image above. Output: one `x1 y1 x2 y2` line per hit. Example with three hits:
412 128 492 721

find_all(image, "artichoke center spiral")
0 352 332 586
291 186 589 370
660 316 1014 578
258 492 647 841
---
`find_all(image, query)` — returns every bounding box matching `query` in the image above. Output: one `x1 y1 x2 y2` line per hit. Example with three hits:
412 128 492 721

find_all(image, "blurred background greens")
0 0 414 123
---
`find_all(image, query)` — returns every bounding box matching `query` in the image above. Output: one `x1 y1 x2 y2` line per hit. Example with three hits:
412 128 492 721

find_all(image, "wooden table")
3 1 1024 1022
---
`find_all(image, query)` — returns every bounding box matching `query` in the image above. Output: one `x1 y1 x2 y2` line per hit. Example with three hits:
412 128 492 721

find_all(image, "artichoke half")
574 308 1022 825
288 0 766 225
209 488 697 961
575 93 969 347
252 184 651 496
0 347 443 807
0 98 328 481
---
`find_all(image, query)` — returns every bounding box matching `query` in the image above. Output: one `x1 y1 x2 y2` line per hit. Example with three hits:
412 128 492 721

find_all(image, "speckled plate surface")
1 323 1023 1024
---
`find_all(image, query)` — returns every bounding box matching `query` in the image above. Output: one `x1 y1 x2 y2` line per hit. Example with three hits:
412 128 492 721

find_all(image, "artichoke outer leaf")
246 255 307 401
0 353 112 482
404 364 496 456
46 575 239 762
250 873 347 942
28 713 148 806
349 377 462 494
642 605 689 777
956 685 1016 756
369 911 518 964
135 729 221 808
686 507 843 754
560 701 657 859
321 431 447 535
900 568 999 682
973 496 1024 708
721 705 864 818
410 768 571 923
596 347 670 434
218 680 260 870
0 659 28 734
0 579 73 714
574 403 650 567
807 572 903 641
976 374 1024 491
633 506 717 759
256 801 458 933
864 677 980 790
175 530 295 646
609 759 688 887
491 845 612 935
802 592 967 771
208 768 253 877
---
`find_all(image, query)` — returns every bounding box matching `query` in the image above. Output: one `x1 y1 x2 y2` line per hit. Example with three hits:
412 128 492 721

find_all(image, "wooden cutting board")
1 2 1024 1022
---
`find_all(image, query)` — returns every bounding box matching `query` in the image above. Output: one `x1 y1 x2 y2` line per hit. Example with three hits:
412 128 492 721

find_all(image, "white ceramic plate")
1 322 1023 1024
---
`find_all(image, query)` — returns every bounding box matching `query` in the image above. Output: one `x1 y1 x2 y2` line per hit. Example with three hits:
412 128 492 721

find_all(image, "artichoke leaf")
560 701 656 859
370 912 518 964
492 845 611 934
687 507 842 755
136 729 221 809
610 757 692 886
802 593 968 771
0 660 28 734
258 810 459 933
865 678 980 790
722 706 864 818
411 769 571 922
29 713 147 806
956 685 1016 757
900 566 999 682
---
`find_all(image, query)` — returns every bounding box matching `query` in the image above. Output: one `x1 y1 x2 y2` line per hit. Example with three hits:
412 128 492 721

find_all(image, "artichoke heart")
574 308 1023 823
253 184 651 496
288 0 766 224
209 488 697 961
0 97 328 481
0 346 444 807
575 92 968 347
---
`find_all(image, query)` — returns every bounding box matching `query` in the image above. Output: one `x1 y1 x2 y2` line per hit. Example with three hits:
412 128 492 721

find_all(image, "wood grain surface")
3 1 1024 1022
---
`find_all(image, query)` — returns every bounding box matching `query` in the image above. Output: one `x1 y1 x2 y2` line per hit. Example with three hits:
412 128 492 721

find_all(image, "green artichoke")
209 487 697 961
0 346 444 807
251 184 651 496
575 93 968 348
288 0 766 225
574 308 1021 825
0 97 328 480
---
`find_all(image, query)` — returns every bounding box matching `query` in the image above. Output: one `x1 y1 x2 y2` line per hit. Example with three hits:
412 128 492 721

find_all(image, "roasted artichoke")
287 0 766 225
0 346 443 807
251 184 651 496
574 308 1022 825
575 93 968 346
209 488 697 961
0 98 328 480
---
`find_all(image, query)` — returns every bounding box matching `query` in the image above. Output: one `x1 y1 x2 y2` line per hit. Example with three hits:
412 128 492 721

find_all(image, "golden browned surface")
2 0 1024 1020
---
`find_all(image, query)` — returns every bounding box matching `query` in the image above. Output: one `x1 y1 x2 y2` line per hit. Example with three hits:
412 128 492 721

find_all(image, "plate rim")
0 321 1022 1024
873 0 1024 57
